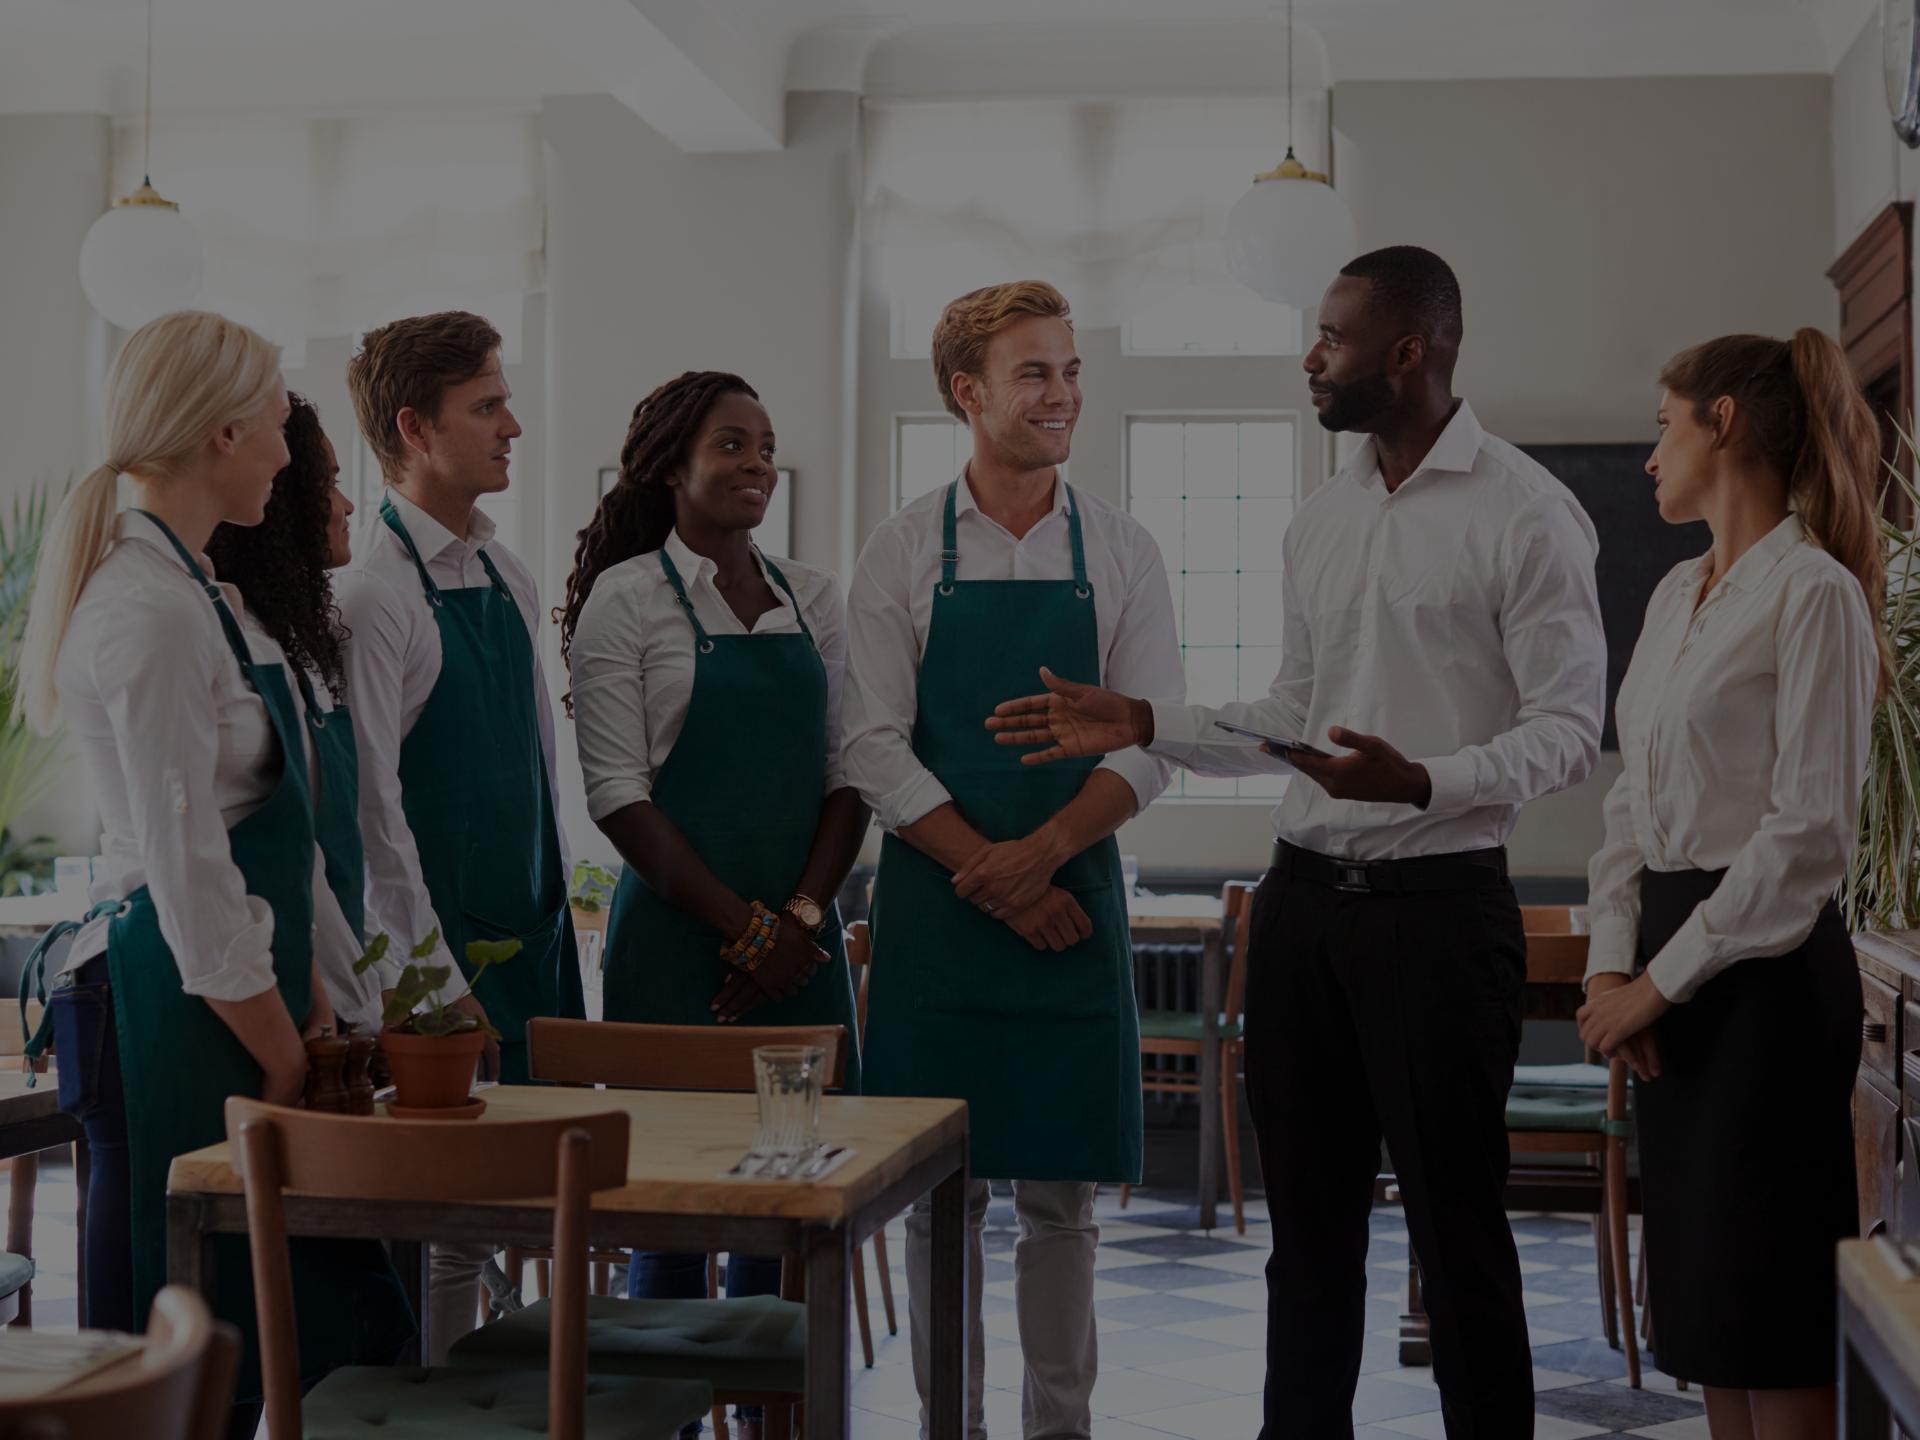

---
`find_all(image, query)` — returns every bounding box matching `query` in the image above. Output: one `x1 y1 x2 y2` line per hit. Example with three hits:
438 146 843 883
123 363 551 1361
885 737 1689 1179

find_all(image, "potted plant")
354 928 522 1113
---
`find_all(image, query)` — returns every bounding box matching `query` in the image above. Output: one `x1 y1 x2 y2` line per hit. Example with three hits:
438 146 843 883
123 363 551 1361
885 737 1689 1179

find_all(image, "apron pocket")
913 880 1123 1021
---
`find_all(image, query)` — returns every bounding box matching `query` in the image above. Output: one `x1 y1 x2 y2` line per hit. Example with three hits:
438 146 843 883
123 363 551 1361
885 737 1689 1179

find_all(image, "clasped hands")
982 666 1434 808
952 825 1095 952
711 917 830 1024
1575 971 1669 1080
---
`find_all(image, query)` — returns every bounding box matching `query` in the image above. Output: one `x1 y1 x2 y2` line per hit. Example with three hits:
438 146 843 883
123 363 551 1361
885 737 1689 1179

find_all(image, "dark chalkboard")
1521 444 1709 751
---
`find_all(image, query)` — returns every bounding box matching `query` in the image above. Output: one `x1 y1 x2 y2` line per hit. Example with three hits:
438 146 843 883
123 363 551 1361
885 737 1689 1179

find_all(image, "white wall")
541 90 861 864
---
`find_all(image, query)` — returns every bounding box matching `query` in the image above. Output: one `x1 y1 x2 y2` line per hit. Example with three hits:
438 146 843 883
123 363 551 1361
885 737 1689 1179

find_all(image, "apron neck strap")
128 509 259 676
759 554 815 646
291 664 331 730
939 480 1090 592
657 548 715 654
381 496 511 606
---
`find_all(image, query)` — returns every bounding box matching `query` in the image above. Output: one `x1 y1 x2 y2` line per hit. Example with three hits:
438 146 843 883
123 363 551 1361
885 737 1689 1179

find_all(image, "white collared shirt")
56 512 366 1018
1147 401 1606 860
570 531 849 823
843 473 1184 831
335 490 566 986
1585 515 1877 1003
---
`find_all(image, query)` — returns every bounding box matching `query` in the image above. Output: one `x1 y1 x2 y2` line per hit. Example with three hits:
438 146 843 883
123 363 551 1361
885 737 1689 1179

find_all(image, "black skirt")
1634 867 1861 1388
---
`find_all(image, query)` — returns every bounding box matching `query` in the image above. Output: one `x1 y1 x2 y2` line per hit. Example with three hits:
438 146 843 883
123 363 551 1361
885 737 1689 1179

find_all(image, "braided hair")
556 371 760 713
205 392 350 701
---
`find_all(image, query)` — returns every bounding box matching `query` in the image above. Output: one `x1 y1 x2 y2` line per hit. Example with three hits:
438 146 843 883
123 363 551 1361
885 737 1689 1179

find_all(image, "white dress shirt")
844 472 1184 831
57 512 351 1016
1147 401 1606 860
571 531 848 824
335 490 566 987
1585 515 1877 1003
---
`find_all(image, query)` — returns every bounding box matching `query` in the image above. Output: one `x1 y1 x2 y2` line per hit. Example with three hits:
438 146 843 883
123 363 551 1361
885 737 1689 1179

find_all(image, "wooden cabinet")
1854 932 1920 1241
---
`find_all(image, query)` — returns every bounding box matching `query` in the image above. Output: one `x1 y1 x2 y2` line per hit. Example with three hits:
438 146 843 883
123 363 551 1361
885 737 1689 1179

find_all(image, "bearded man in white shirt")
843 280 1185 1440
990 246 1607 1439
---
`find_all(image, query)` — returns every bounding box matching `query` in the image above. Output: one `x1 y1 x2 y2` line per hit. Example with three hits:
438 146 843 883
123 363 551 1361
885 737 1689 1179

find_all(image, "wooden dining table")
165 1085 971 1440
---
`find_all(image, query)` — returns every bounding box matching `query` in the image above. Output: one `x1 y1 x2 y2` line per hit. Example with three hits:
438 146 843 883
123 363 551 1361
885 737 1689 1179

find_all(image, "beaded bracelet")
722 900 781 972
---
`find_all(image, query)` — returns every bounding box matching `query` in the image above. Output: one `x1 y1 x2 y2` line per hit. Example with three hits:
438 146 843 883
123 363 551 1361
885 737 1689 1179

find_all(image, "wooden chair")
225 1096 711 1440
844 921 901 1367
0 1285 239 1440
1397 907 1641 1387
0 997 71 1329
1119 880 1256 1233
466 1019 849 1440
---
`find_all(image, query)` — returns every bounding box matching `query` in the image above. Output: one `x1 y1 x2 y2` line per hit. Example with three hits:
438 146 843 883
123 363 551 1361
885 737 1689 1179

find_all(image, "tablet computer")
1213 720 1330 760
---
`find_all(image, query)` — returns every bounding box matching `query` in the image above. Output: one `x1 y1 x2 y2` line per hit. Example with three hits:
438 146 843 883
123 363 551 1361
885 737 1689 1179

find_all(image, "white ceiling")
0 0 1882 150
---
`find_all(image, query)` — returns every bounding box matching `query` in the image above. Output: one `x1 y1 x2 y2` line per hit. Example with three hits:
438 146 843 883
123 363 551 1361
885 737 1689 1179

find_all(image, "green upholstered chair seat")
0 1252 34 1300
449 1294 806 1395
1511 1063 1609 1090
302 1365 711 1440
1137 1011 1243 1044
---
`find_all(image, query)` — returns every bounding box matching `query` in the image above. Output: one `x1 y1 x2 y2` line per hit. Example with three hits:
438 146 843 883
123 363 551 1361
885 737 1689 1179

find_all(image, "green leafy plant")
0 829 55 897
569 860 619 914
1844 449 1920 931
352 927 523 1038
0 484 59 843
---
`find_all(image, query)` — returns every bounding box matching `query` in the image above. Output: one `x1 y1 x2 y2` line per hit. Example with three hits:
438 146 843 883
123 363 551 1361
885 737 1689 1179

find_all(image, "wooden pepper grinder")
343 1033 378 1116
303 1034 350 1114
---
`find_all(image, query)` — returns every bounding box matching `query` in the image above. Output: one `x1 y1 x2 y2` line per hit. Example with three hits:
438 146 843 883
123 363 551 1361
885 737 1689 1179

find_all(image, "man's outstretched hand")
986 667 1153 765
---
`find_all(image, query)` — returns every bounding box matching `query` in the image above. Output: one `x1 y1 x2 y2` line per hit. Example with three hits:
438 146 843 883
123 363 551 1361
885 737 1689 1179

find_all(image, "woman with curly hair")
559 373 868 1436
207 392 381 1032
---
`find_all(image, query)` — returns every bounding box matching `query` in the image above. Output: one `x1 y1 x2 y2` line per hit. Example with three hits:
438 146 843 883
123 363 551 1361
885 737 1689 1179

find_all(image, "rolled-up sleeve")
1415 495 1604 818
842 526 952 831
1645 570 1877 1003
1096 518 1184 809
92 593 277 1001
571 574 658 822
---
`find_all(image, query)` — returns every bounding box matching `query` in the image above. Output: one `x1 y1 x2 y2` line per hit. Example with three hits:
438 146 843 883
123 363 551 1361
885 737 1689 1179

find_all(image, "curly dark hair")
206 391 350 701
555 371 759 714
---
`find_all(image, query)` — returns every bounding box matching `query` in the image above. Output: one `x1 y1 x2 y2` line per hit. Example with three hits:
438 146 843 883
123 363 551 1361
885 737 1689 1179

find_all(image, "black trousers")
1246 864 1533 1440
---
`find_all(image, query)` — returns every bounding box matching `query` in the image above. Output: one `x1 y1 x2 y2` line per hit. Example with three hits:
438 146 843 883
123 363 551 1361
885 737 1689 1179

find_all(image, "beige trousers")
426 1239 498 1365
905 1179 1099 1440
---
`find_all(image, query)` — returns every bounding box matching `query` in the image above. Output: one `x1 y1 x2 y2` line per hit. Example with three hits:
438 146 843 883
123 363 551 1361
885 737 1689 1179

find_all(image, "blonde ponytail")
13 311 283 734
1660 327 1894 691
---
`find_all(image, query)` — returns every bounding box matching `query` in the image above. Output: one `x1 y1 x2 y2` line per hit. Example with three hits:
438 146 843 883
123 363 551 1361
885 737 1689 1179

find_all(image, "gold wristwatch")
784 894 825 932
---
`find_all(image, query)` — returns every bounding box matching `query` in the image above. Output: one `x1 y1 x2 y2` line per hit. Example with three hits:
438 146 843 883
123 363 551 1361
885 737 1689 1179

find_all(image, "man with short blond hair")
843 280 1184 1440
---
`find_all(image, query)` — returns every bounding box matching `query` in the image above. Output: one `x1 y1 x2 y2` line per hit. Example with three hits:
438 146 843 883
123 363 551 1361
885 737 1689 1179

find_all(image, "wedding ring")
984 901 996 913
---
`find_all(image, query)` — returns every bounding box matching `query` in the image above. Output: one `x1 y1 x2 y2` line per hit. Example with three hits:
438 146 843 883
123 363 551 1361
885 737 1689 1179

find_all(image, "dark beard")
1314 372 1394 432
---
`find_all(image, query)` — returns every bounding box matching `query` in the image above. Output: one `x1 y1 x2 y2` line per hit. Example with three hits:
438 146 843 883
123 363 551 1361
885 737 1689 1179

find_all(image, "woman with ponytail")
16 312 410 1432
560 373 867 1434
1578 328 1885 1432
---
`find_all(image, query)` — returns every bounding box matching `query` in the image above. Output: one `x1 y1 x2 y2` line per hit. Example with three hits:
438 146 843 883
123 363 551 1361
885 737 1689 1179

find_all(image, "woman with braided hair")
561 373 867 1427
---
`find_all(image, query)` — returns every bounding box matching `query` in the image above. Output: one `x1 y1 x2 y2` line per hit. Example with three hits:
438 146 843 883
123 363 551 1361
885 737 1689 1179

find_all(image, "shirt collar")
953 468 1071 520
1704 513 1807 595
1348 399 1487 495
118 509 221 586
663 527 780 592
384 487 496 563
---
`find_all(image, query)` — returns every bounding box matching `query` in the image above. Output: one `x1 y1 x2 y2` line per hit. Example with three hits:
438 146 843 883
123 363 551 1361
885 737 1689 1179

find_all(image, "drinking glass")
752 1045 826 1163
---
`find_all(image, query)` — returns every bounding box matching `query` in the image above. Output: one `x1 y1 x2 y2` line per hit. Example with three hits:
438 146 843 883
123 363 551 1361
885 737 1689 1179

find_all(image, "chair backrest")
1519 904 1582 935
0 1286 239 1440
846 922 872 1042
1221 882 1256 1022
1523 926 1590 987
526 1017 847 1091
224 1097 630 1440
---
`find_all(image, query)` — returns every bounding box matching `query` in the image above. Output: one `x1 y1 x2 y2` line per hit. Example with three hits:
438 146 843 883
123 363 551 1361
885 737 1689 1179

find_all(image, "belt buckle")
1331 861 1372 894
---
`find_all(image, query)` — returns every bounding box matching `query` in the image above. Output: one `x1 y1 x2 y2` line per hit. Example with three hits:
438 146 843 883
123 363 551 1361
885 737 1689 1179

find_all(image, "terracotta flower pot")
380 1027 487 1110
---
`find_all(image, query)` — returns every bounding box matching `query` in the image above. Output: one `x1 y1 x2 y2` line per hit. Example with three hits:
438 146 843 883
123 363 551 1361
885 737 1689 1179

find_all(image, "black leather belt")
1271 841 1509 895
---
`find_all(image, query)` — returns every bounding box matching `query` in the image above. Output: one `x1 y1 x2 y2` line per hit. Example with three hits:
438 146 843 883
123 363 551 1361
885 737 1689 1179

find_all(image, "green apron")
83 513 412 1396
862 482 1141 1182
380 498 584 1085
295 667 366 941
601 547 860 1090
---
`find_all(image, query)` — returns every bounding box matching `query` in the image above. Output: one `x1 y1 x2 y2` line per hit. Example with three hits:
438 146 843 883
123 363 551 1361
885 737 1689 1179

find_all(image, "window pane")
1183 572 1237 647
1183 646 1238 708
1238 571 1286 645
1128 423 1184 498
1238 771 1288 798
1131 497 1183 574
1184 499 1238 572
1238 499 1294 569
1238 423 1294 497
1238 646 1283 702
1182 423 1239 498
1181 772 1238 798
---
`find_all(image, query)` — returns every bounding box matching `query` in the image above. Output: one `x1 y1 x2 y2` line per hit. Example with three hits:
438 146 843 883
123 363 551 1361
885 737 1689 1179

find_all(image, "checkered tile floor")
1 1159 1705 1436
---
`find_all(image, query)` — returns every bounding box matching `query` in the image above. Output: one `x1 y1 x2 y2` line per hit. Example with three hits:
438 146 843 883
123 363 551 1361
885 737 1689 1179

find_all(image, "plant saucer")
385 1096 488 1121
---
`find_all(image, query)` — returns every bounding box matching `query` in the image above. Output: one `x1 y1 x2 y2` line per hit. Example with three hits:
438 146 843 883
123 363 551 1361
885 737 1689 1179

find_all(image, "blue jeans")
629 1249 782 1427
50 957 132 1335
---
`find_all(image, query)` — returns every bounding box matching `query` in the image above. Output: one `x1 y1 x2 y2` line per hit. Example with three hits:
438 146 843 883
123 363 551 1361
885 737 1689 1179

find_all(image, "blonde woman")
16 311 412 1430
1578 329 1884 1438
